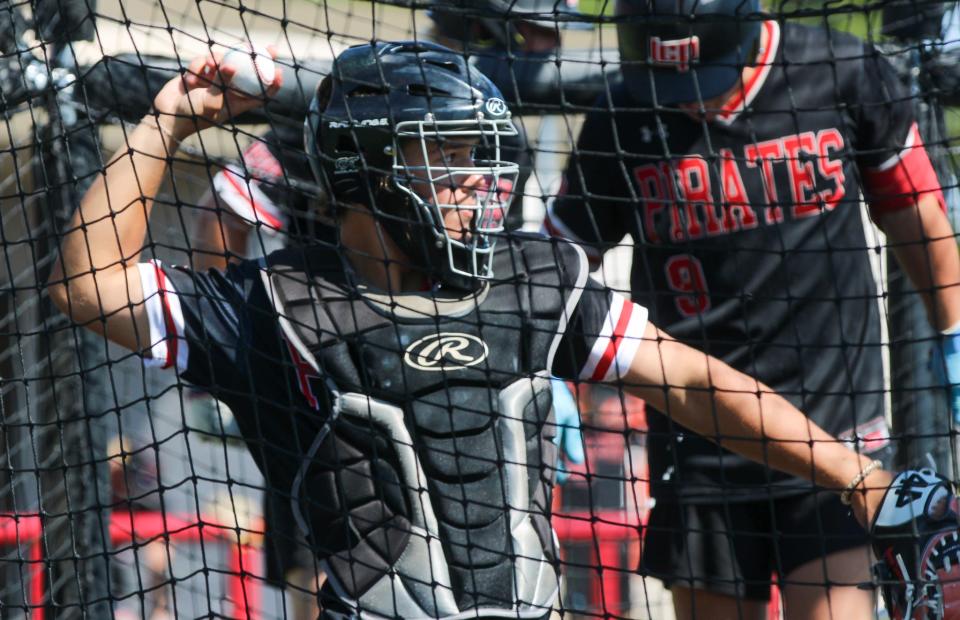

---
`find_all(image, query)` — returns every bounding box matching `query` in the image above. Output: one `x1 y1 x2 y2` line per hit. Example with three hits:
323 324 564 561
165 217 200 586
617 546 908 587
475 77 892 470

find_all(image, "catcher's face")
399 137 492 242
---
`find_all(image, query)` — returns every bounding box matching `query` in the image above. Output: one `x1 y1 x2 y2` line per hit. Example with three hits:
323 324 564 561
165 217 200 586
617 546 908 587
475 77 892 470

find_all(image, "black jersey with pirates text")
547 21 943 502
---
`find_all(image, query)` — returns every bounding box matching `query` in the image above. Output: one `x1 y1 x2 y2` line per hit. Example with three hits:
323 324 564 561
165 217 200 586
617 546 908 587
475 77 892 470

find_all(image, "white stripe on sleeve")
136 261 189 372
578 292 650 383
578 292 623 381
873 122 920 172
137 262 167 367
604 300 648 382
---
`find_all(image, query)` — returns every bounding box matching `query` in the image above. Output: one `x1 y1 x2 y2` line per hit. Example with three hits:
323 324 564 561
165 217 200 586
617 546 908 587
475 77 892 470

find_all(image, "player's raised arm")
616 321 892 525
47 52 280 352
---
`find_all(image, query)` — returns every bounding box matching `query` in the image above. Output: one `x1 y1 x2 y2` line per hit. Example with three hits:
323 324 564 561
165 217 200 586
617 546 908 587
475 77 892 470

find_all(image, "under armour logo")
403 332 489 372
649 35 700 72
640 126 668 143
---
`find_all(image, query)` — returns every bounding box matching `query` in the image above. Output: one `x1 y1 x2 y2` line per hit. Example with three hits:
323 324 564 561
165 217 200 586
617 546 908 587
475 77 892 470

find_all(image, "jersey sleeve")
137 260 252 390
211 139 290 234
851 44 944 216
544 103 633 265
550 269 650 384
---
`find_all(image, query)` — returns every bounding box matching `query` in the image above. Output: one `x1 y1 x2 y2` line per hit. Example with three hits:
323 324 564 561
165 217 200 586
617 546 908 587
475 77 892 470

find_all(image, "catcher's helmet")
304 41 518 289
616 0 764 105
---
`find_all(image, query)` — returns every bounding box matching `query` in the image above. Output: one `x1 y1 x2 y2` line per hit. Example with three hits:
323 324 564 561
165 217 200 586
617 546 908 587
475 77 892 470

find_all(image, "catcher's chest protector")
263 241 574 620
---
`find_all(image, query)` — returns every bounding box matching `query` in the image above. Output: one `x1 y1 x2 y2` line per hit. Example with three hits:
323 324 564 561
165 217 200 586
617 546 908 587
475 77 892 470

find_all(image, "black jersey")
212 124 334 244
136 235 647 618
547 21 944 502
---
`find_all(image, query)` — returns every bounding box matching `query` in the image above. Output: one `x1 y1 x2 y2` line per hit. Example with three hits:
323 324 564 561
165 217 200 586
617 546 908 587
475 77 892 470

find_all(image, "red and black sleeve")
852 46 945 217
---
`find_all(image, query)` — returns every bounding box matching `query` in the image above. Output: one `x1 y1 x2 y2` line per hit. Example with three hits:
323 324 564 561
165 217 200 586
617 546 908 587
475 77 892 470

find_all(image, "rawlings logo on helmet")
484 97 508 118
648 35 700 72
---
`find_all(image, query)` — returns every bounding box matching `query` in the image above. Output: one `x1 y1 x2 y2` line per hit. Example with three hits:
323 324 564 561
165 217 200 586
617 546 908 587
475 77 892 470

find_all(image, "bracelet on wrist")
840 459 883 506
140 114 182 147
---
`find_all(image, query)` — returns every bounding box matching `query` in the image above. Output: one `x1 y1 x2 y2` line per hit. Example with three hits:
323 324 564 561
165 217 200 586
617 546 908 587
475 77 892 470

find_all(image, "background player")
47 40 920 619
546 0 960 617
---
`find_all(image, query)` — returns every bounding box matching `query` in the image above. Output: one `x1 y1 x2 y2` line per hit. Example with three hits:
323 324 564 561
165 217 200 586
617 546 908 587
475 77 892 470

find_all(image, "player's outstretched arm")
47 52 280 351
617 321 892 527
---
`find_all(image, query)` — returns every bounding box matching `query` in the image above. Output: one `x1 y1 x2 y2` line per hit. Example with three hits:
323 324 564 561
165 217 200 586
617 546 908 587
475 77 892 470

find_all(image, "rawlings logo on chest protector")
403 332 489 371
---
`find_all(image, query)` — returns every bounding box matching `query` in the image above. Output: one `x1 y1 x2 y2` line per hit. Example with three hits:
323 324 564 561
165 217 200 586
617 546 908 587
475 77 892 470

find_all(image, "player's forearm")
49 117 181 316
881 194 960 331
631 353 865 486
622 326 890 523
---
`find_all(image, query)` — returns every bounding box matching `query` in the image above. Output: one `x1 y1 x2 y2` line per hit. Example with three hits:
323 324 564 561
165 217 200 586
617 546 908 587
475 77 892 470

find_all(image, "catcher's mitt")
872 469 960 619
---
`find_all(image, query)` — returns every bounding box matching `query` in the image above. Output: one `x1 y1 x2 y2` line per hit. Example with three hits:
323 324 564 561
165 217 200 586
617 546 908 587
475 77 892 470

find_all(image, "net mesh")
1 0 959 618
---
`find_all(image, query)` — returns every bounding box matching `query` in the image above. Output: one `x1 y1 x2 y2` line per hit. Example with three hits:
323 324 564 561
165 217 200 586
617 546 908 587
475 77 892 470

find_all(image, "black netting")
2 0 960 618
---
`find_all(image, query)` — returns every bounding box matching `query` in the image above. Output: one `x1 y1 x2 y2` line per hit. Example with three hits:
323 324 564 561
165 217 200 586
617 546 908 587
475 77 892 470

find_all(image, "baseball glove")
872 469 960 619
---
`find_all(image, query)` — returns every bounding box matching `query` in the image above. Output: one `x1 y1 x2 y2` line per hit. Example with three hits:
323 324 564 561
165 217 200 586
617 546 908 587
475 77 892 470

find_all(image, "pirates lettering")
634 130 848 244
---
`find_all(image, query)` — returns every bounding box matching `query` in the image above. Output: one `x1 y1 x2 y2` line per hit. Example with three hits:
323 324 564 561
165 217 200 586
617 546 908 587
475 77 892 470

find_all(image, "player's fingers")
217 62 238 83
191 56 223 92
182 56 208 89
264 71 283 99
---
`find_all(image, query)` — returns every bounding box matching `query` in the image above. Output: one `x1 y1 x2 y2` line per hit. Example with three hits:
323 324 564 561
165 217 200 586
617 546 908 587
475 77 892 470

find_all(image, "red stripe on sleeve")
223 169 285 230
153 263 178 370
863 125 945 216
590 301 634 381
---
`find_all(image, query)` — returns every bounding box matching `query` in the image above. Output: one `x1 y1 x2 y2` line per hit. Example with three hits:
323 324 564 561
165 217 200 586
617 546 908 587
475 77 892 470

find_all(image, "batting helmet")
616 0 764 105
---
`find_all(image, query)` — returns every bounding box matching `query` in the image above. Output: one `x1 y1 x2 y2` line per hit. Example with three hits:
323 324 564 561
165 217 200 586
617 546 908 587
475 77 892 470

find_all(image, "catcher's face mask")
393 114 519 281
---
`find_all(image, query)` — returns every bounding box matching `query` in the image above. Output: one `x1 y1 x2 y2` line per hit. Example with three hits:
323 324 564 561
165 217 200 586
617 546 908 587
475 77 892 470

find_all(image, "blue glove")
933 329 960 425
551 378 585 484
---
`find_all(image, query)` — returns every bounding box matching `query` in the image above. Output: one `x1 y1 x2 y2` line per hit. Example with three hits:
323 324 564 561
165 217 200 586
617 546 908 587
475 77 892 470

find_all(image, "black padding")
418 430 501 480
429 477 506 528
448 563 514 609
411 388 498 436
439 515 510 567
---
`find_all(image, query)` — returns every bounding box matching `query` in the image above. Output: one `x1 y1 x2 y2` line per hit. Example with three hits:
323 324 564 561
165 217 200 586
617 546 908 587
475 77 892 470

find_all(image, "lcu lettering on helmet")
304 41 519 290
